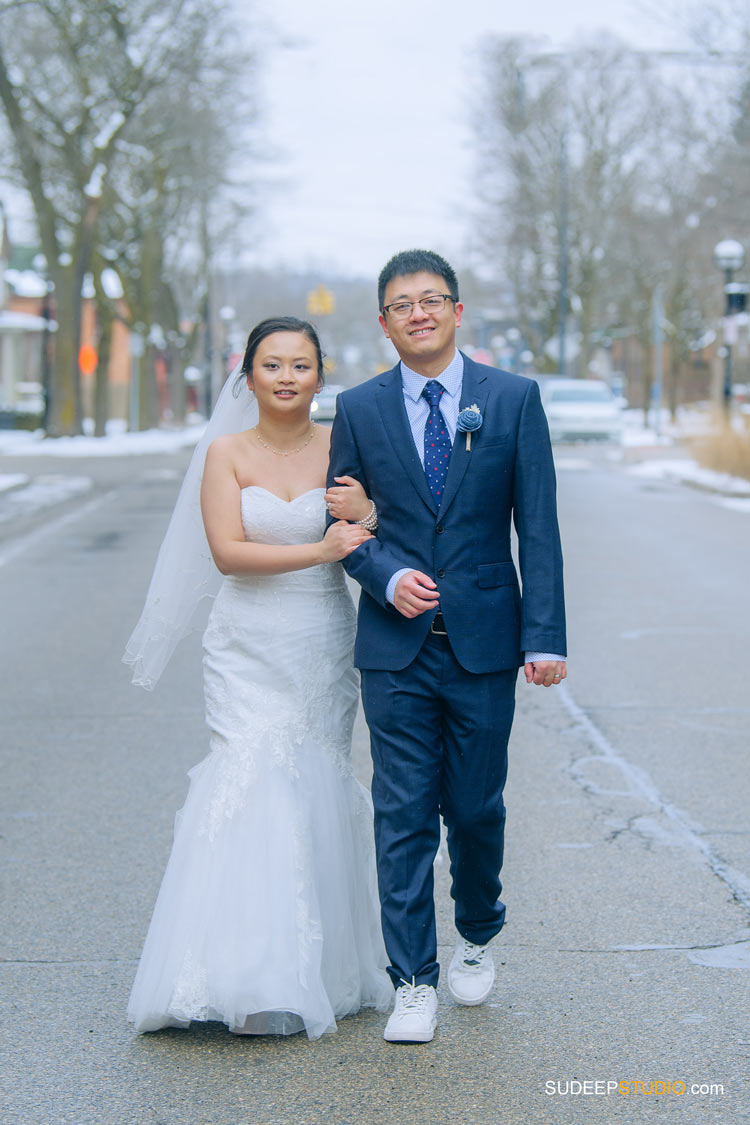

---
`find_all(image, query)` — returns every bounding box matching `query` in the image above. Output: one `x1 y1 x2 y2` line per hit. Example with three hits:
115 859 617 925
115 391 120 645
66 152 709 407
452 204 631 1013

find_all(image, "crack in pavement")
0 958 139 966
557 682 750 916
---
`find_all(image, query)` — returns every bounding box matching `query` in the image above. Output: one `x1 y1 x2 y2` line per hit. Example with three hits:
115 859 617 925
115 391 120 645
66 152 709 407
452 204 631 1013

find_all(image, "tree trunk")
93 317 112 438
46 275 81 437
168 345 186 425
667 351 680 422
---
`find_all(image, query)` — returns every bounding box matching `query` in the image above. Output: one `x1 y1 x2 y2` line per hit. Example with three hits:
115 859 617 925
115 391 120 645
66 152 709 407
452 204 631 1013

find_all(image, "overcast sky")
2 1 692 280
251 0 690 278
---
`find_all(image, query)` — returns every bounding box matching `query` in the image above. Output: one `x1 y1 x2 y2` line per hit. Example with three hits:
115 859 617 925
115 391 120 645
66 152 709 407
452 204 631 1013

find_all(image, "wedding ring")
553 674 561 679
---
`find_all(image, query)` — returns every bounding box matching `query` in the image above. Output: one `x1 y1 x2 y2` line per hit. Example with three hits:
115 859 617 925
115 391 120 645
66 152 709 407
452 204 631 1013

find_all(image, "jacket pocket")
477 561 517 588
475 434 511 448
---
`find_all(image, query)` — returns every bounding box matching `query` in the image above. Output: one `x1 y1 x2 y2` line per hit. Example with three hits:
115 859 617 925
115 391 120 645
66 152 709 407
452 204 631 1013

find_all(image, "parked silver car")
540 378 623 443
310 383 345 422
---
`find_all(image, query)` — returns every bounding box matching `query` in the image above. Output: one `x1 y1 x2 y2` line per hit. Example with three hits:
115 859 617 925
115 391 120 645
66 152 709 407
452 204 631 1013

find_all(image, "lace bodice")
198 483 359 841
227 486 343 594
240 485 326 545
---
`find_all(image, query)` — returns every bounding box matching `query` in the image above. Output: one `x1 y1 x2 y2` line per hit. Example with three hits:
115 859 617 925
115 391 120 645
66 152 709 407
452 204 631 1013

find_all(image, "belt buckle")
430 612 448 636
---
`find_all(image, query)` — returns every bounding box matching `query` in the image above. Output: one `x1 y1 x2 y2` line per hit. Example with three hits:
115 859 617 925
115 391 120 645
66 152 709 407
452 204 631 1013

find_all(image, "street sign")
78 344 98 375
306 285 336 316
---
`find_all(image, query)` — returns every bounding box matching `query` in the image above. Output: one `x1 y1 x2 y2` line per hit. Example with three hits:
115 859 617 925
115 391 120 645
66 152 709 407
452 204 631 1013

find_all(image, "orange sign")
78 344 98 375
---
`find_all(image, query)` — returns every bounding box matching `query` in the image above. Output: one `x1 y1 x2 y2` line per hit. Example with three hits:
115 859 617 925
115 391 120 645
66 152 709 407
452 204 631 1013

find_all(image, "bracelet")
355 500 378 531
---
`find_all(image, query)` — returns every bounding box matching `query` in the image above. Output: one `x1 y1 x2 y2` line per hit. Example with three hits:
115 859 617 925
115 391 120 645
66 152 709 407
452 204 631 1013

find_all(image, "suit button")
436 524 444 534
436 568 446 578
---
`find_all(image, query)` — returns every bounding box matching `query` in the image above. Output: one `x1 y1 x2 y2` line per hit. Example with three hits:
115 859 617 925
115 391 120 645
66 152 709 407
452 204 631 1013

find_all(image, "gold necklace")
253 423 316 457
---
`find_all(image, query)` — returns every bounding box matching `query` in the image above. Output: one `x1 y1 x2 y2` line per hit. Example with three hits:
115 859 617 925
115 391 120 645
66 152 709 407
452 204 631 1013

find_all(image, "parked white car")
540 378 623 443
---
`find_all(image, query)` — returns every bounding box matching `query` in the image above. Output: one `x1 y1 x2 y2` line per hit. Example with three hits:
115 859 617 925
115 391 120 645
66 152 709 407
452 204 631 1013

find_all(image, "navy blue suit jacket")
327 353 566 673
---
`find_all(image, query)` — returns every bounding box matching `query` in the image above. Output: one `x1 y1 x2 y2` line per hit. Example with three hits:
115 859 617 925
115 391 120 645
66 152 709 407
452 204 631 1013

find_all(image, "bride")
124 316 391 1038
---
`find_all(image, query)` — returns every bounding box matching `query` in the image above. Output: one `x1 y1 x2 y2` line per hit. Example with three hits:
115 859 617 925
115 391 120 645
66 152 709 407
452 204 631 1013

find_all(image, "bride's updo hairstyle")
233 316 325 397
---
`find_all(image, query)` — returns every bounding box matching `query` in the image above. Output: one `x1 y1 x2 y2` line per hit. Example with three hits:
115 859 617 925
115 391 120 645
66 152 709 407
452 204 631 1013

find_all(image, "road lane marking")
557 682 750 914
0 488 118 569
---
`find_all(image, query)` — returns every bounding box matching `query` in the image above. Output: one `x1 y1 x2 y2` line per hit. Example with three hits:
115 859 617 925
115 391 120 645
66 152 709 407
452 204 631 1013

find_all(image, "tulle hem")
131 989 391 1040
127 735 392 1040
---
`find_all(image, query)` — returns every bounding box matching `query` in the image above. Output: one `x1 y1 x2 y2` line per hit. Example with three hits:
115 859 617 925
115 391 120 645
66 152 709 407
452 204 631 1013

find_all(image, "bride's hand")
324 476 371 521
320 520 373 562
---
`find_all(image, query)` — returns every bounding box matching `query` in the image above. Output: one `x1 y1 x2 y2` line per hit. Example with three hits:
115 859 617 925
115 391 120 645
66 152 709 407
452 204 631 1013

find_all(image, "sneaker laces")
458 940 488 968
395 979 434 1012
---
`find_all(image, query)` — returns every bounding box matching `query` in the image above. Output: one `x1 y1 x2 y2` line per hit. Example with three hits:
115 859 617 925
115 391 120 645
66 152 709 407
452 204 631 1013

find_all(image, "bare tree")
0 0 260 435
470 33 726 398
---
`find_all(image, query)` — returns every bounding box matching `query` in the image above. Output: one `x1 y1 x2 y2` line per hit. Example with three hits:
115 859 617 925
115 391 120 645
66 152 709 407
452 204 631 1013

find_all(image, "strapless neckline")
241 485 325 505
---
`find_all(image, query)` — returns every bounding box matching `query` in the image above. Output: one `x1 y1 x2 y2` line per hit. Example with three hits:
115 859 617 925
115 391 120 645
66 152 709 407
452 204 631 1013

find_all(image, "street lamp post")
713 239 745 415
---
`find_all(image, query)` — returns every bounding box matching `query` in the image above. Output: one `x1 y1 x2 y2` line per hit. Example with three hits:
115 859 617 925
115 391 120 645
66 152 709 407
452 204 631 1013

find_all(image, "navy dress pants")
361 632 517 989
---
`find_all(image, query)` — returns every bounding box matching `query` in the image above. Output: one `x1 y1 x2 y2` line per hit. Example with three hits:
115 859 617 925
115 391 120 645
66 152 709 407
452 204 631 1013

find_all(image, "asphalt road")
1 443 748 1125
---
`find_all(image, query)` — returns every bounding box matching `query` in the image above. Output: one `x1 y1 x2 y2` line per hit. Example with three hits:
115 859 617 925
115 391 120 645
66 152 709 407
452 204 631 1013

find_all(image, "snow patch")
0 473 29 492
4 269 49 299
716 497 750 513
84 162 107 199
626 458 750 496
0 475 92 524
94 110 125 150
0 424 205 458
101 268 123 299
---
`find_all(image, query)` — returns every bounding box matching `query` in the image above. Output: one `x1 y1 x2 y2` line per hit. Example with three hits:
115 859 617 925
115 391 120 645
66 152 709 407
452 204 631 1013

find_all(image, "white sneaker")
447 936 495 1005
383 980 438 1043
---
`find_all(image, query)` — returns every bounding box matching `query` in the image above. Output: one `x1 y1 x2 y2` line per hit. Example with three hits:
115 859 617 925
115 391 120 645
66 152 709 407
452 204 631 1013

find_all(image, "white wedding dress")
128 487 391 1038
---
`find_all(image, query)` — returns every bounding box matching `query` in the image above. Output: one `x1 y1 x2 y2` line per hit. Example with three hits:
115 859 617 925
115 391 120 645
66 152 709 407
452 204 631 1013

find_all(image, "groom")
327 249 566 1043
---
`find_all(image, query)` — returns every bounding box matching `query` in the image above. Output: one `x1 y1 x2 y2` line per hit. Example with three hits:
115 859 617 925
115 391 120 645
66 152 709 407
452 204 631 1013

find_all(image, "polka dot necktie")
422 380 452 505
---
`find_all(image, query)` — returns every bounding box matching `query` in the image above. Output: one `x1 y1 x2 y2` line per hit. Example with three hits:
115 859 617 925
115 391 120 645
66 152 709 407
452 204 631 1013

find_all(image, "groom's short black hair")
378 250 459 311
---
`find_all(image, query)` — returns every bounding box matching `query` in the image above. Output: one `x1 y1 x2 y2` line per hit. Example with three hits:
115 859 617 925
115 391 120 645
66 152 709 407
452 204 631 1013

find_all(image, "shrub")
690 419 750 481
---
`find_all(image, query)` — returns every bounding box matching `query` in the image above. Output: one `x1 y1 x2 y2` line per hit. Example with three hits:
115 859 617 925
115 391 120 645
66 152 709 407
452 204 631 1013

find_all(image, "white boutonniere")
456 404 483 450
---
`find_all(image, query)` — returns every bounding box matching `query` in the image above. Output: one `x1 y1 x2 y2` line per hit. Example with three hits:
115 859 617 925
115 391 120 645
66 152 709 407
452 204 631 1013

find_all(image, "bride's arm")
200 438 371 576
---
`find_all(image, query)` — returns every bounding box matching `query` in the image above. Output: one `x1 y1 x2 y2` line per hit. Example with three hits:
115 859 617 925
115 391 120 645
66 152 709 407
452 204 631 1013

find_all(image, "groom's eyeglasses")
382 294 455 320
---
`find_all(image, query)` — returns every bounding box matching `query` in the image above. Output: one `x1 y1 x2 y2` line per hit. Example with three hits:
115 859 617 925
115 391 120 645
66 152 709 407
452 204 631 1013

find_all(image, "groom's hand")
393 571 440 619
524 659 567 687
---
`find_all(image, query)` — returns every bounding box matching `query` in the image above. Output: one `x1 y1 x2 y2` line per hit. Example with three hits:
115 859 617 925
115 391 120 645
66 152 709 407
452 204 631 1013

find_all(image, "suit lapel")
375 366 438 514
438 355 490 519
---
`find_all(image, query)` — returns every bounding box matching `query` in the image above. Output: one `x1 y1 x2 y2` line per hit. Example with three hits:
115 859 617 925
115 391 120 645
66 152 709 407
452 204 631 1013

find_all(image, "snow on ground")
625 458 750 496
0 474 93 524
0 421 206 526
620 404 716 447
622 419 673 448
0 473 29 492
0 420 205 458
616 406 750 501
